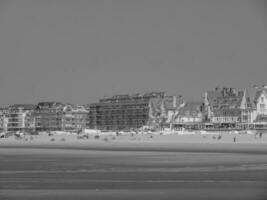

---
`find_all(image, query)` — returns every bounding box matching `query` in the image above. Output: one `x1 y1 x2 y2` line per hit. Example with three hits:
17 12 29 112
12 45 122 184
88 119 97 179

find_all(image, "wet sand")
0 147 267 200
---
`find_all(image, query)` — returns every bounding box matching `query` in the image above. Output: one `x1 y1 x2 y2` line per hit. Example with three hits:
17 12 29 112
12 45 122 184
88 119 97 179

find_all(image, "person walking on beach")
233 136 236 143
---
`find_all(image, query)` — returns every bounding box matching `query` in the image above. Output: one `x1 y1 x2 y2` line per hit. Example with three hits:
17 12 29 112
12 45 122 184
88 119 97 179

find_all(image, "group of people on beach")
255 131 263 139
205 131 265 143
233 131 264 143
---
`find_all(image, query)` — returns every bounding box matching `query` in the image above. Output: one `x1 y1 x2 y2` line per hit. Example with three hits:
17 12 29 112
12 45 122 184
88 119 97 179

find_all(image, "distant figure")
259 132 263 139
217 135 222 140
233 136 236 143
255 132 258 139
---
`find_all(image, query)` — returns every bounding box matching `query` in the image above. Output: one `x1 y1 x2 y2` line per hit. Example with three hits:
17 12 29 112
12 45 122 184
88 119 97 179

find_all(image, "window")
260 104 265 112
242 116 248 122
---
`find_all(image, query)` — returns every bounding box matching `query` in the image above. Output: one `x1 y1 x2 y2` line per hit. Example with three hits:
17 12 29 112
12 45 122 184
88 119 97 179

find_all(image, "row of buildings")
1 85 267 133
0 103 89 133
88 85 267 131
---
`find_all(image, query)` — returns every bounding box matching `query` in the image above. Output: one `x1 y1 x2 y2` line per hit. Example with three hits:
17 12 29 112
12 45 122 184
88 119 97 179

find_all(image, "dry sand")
1 132 267 154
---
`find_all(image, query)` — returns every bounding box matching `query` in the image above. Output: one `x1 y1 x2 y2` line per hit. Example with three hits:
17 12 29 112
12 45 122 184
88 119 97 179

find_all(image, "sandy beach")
1 132 267 200
1 131 267 153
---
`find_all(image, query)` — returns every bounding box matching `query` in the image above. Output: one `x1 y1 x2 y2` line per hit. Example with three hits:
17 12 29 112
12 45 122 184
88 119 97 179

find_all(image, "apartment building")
89 92 166 131
62 104 89 132
6 104 36 132
88 92 188 131
0 108 8 132
35 102 65 132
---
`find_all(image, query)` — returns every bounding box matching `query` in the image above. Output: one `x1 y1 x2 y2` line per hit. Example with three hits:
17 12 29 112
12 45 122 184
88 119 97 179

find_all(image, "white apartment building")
7 104 35 132
62 104 88 132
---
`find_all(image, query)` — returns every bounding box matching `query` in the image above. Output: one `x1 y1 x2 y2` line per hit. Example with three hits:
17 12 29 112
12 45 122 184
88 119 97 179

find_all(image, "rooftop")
206 87 252 110
178 101 204 117
99 92 165 103
36 102 65 109
8 104 36 111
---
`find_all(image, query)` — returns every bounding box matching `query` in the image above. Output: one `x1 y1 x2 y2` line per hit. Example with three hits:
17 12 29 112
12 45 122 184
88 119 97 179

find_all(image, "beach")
0 132 267 200
1 131 267 152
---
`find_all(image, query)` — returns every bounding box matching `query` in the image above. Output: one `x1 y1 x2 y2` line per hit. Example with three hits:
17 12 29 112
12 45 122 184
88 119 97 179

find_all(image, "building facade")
35 102 65 132
204 87 253 129
253 85 267 126
160 95 185 129
6 104 36 132
0 108 8 132
85 105 90 129
172 101 204 129
62 104 89 132
89 92 166 131
254 85 267 115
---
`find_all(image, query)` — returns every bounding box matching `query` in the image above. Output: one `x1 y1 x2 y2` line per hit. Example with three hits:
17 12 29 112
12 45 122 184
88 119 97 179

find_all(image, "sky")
0 0 266 107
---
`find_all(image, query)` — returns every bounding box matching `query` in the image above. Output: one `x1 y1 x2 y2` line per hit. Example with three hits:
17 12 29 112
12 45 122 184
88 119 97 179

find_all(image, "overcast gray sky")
0 0 266 106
